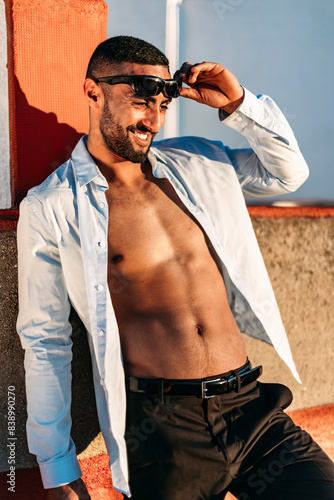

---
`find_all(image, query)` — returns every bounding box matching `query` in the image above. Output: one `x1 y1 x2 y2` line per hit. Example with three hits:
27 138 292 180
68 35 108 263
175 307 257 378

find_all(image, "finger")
187 62 219 83
180 86 203 102
189 62 225 84
175 62 193 80
177 62 222 87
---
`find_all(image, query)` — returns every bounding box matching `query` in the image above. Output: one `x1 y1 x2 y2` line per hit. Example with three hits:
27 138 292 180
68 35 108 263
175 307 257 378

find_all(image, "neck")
87 132 150 186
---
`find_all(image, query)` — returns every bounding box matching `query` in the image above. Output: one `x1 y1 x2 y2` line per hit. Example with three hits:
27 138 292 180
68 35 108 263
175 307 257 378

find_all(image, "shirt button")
100 379 104 385
99 202 105 208
98 241 105 248
97 284 104 291
98 330 104 336
236 116 243 122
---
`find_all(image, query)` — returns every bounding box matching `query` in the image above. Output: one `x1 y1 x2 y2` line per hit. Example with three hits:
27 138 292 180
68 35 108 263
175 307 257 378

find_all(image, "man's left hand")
175 62 244 114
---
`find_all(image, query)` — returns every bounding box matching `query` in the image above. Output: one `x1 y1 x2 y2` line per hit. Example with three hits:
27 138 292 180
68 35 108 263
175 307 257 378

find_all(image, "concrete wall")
0 215 333 471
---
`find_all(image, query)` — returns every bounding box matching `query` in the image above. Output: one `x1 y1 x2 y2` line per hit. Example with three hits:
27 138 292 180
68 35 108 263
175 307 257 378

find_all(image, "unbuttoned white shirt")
17 88 309 496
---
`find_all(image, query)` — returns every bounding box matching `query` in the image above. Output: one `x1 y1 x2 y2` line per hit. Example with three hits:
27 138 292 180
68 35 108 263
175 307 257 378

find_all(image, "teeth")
134 131 148 140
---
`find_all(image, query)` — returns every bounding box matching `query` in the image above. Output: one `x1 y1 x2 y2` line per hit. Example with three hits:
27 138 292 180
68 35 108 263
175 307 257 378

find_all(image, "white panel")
164 0 182 138
178 0 334 201
105 0 334 201
0 1 11 209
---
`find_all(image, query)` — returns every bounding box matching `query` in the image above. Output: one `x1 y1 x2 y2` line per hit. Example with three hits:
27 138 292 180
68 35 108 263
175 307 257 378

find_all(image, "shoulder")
153 136 228 160
20 159 76 232
151 136 233 179
26 159 75 201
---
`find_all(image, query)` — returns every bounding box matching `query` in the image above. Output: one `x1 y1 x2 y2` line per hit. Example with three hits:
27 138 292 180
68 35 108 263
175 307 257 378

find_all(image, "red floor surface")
1 404 333 500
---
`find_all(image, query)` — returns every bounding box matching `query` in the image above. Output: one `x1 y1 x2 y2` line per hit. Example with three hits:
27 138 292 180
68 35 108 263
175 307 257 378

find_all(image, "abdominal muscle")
111 265 247 379
106 175 247 379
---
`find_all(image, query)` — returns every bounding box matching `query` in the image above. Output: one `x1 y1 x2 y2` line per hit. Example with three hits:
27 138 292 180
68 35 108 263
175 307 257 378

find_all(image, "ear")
83 78 103 109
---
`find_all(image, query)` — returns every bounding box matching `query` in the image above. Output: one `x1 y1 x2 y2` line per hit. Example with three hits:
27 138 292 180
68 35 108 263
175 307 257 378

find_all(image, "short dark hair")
86 36 169 79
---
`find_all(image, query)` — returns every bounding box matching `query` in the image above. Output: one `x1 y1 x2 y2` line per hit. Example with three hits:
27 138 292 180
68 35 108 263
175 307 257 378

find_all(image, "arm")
17 197 89 498
177 62 309 197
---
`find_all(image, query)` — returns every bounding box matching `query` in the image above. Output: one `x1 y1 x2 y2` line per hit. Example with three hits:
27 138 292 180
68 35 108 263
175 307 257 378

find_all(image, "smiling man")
17 36 334 500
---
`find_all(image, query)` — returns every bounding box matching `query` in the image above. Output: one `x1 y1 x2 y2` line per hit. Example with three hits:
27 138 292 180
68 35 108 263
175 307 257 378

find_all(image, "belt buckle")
201 378 225 399
128 376 147 393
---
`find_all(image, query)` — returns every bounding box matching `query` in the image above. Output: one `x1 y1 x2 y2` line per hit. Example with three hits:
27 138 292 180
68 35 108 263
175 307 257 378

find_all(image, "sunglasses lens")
133 77 181 98
135 77 161 97
165 80 182 98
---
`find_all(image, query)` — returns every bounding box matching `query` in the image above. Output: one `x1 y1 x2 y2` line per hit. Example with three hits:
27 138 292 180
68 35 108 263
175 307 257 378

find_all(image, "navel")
112 254 124 264
197 326 203 336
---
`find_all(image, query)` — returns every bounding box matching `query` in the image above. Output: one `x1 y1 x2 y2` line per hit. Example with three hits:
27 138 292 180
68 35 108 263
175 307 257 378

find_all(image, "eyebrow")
132 94 172 105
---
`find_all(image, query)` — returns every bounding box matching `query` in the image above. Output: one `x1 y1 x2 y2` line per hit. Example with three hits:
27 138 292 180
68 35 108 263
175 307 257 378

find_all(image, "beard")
99 102 155 163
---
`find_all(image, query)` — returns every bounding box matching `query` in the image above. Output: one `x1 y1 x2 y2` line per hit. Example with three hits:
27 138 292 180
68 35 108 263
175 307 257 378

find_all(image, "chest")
104 178 212 275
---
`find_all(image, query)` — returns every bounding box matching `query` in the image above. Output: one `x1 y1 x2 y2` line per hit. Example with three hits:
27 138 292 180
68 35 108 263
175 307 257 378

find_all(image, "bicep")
225 139 309 198
17 198 72 352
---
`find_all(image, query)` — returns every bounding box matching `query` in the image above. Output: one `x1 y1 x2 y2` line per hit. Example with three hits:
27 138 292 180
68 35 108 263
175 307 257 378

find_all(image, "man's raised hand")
175 62 244 114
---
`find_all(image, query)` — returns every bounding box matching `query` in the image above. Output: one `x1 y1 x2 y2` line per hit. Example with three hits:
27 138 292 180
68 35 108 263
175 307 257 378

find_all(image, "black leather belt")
126 362 262 399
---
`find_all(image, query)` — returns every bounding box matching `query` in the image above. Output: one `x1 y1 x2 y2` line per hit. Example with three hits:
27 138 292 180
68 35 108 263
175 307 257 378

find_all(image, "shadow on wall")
70 308 102 455
12 76 85 205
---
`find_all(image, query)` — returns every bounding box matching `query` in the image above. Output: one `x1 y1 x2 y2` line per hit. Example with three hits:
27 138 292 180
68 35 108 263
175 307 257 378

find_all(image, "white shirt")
17 88 309 495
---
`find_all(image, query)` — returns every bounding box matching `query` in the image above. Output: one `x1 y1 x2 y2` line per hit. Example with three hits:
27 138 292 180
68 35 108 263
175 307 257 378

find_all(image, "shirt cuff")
218 87 289 139
218 87 260 123
39 452 82 489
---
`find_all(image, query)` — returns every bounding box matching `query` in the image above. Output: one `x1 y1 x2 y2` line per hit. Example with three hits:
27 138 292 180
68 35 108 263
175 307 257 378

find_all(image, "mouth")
130 129 151 147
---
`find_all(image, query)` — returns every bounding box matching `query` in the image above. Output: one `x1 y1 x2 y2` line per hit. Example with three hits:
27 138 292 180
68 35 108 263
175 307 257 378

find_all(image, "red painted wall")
5 0 108 205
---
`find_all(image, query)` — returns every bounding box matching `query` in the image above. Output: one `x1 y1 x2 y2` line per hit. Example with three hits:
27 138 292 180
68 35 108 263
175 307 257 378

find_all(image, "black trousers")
125 379 334 499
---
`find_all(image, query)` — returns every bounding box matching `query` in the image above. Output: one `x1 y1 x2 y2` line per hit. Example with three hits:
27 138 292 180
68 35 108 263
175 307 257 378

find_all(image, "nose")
141 106 164 134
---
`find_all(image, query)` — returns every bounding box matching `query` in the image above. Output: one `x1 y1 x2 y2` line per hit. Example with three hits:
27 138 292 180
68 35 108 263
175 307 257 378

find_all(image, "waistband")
125 359 262 399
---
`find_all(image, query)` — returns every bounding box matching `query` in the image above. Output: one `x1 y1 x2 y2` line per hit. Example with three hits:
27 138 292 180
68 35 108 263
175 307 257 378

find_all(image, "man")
17 36 334 499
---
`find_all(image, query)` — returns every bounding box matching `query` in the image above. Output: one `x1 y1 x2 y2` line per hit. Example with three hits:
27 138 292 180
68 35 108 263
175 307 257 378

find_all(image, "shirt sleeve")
219 87 309 197
16 196 82 489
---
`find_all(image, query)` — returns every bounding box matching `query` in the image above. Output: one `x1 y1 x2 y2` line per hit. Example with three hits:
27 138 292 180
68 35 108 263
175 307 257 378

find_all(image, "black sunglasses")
93 75 182 99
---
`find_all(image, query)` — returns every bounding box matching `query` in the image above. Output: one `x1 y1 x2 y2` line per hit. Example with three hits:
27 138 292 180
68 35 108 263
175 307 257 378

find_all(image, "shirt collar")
71 136 108 188
149 147 168 177
71 136 168 187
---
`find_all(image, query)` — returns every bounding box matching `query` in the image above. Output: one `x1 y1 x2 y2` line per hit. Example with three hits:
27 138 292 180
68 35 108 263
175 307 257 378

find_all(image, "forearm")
23 346 82 488
221 88 309 196
176 59 309 196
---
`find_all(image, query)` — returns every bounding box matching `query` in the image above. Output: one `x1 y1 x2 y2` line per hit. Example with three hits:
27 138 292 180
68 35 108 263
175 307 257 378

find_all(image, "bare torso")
105 163 246 379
